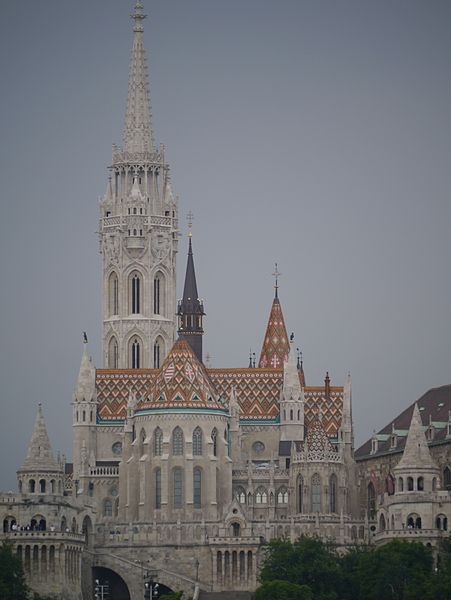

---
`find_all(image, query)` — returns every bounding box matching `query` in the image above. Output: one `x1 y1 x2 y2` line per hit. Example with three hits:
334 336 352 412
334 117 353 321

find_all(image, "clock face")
253 441 265 455
112 441 122 456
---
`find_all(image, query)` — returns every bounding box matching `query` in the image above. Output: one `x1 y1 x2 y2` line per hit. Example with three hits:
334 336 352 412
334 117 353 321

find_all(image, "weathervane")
272 263 281 298
187 211 194 238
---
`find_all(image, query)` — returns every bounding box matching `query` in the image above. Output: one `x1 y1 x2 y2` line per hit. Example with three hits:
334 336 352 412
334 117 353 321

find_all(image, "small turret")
17 404 63 496
279 337 305 441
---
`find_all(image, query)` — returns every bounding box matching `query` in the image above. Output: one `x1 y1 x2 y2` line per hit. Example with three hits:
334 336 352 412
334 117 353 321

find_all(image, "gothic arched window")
193 467 202 509
155 468 161 509
173 467 183 509
211 428 218 457
311 474 321 512
153 273 164 315
444 466 451 490
192 427 203 456
172 427 184 456
297 475 304 513
367 482 376 518
407 477 414 491
130 337 141 369
154 336 164 369
255 487 268 504
103 499 112 517
236 487 246 504
329 474 337 513
277 487 288 504
154 427 163 456
108 336 119 369
108 272 119 316
130 271 142 314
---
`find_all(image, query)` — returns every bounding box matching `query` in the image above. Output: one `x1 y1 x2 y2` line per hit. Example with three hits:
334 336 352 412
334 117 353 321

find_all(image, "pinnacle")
18 405 60 473
395 403 438 472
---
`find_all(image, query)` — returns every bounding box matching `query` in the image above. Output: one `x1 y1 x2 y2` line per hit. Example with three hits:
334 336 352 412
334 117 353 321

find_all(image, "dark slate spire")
177 234 205 362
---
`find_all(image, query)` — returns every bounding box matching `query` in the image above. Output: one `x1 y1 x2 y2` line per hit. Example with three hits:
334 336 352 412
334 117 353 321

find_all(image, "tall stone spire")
18 405 60 472
123 1 155 154
395 403 438 471
177 232 205 363
258 285 290 369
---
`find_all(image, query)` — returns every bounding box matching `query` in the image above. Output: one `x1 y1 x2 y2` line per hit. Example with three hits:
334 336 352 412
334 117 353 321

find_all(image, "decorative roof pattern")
258 298 290 369
298 415 341 462
96 368 344 432
139 340 225 412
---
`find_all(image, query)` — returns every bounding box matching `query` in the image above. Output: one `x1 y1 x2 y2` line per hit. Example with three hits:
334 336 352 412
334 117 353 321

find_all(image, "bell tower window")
130 272 142 314
130 338 141 369
108 272 119 316
154 276 160 314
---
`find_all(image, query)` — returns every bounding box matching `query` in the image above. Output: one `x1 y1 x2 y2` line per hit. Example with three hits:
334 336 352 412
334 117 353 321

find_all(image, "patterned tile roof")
97 361 344 431
258 297 290 369
138 340 226 412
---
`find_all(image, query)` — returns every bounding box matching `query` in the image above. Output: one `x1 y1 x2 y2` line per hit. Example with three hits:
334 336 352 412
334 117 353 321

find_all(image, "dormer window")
426 426 435 441
390 434 397 449
371 438 378 455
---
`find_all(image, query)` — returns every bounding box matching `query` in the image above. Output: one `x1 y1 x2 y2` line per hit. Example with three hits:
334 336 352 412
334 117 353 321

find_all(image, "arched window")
277 487 288 504
29 479 35 493
192 427 203 456
39 479 46 494
415 516 422 529
172 427 184 455
444 466 451 490
417 476 424 491
130 337 141 368
385 474 395 495
130 271 142 314
297 475 304 513
154 427 163 456
329 474 337 513
236 487 246 504
232 522 241 537
193 467 202 509
255 487 268 504
398 477 404 492
379 513 386 531
367 482 376 518
432 477 437 491
139 428 146 456
173 467 183 509
153 337 164 369
407 477 414 491
155 468 161 509
108 272 119 316
108 336 119 369
311 474 321 512
290 409 293 421
153 273 164 315
211 428 218 457
103 499 112 517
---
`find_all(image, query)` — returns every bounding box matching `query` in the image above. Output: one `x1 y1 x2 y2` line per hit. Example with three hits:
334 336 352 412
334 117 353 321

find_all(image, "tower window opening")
153 340 161 369
154 428 163 456
155 468 161 509
211 428 218 457
131 338 140 369
140 208 143 214
133 228 137 236
172 427 184 455
193 467 202 509
173 467 183 509
133 207 137 214
311 474 321 512
131 273 141 314
193 427 203 456
154 276 161 315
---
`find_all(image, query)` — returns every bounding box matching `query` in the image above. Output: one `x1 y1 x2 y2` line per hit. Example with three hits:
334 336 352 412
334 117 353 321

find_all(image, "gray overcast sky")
0 1 450 490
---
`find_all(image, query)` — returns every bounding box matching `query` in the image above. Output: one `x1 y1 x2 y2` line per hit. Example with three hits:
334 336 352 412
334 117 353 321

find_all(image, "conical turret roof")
74 339 96 402
395 403 438 472
258 296 290 368
140 340 226 412
18 405 61 473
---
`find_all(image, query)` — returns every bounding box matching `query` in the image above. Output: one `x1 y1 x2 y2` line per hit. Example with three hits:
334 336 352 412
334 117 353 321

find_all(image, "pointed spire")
18 405 60 473
395 403 438 471
297 348 306 386
340 372 354 452
177 228 205 362
258 287 290 368
123 1 155 154
74 334 96 403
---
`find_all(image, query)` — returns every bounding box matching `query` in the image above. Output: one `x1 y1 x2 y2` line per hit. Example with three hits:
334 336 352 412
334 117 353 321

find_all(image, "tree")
0 540 29 600
253 579 313 600
259 536 341 600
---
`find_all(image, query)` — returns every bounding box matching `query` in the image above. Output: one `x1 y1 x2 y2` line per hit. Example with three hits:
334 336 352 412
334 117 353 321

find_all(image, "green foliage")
0 540 29 600
258 535 451 600
259 537 341 600
159 592 183 600
253 579 313 600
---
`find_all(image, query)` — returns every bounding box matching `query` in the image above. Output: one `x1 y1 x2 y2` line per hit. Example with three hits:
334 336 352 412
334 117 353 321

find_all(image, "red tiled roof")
258 297 290 369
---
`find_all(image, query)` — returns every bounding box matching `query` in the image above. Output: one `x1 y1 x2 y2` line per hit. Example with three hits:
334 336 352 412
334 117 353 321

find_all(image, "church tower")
99 1 178 369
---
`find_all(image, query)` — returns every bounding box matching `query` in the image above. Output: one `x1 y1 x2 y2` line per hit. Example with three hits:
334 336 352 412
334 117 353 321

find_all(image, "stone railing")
295 450 342 463
0 494 20 504
89 465 119 477
1 530 85 542
102 215 173 229
374 528 445 542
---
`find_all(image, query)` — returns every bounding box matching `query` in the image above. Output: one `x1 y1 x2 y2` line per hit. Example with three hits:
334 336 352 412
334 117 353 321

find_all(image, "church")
1 4 450 600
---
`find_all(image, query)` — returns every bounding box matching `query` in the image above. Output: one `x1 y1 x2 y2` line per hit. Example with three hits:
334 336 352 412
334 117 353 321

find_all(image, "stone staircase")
198 592 252 600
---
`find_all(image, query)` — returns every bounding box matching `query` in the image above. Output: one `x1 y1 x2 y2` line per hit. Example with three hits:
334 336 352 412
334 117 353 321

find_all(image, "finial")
290 332 294 342
131 1 146 33
272 263 281 298
187 211 194 238
83 332 88 344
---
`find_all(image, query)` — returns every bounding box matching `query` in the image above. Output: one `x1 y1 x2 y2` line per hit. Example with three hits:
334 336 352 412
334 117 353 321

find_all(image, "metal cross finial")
187 211 194 237
272 263 281 298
